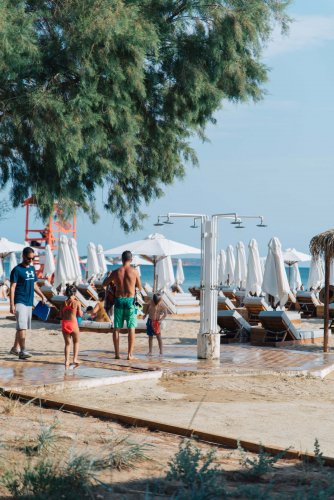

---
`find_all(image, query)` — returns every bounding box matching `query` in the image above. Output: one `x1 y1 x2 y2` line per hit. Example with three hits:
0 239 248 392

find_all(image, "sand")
1 316 334 457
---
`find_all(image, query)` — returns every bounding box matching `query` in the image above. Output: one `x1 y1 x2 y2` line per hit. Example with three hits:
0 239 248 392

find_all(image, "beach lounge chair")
163 289 200 315
235 290 246 307
296 291 320 318
77 283 99 301
244 297 271 324
79 319 147 333
285 291 297 311
257 310 323 345
217 310 251 343
220 287 237 301
217 295 235 311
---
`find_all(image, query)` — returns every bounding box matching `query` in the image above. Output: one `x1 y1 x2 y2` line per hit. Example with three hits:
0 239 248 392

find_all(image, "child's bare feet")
115 355 120 359
127 355 136 361
65 363 70 371
146 352 153 356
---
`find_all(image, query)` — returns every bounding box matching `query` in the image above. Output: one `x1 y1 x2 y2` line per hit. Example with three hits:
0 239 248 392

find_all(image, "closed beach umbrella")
225 245 235 285
0 258 5 281
218 250 226 285
307 256 324 290
8 252 18 274
156 256 175 291
245 239 263 297
290 262 302 292
69 238 82 283
262 237 290 307
234 241 247 289
86 242 100 281
97 244 108 278
175 258 185 285
54 236 75 289
105 233 200 291
43 244 55 278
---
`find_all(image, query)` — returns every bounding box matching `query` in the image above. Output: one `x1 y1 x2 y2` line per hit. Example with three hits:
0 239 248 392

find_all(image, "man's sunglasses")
25 257 34 261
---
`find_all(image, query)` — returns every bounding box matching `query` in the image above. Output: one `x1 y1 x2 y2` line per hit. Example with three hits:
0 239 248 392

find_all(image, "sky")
1 0 334 257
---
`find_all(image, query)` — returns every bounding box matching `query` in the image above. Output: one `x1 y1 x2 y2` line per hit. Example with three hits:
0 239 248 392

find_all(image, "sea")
2 260 310 291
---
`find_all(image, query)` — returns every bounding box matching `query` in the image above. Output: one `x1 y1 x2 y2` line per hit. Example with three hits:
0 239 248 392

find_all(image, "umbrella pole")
324 253 330 353
153 257 157 292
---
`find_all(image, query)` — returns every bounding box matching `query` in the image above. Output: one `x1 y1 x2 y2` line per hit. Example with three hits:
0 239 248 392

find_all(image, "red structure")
23 196 77 251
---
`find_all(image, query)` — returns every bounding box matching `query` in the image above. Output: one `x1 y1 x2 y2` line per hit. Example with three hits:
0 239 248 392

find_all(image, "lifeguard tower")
23 196 77 251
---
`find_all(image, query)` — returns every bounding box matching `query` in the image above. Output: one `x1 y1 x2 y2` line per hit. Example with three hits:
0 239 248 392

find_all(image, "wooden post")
153 257 157 292
324 252 330 353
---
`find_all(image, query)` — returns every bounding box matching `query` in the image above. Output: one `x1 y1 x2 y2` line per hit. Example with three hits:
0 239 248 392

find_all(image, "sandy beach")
1 315 334 458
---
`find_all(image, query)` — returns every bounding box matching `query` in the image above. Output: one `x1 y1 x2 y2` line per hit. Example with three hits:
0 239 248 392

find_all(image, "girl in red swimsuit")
61 284 83 369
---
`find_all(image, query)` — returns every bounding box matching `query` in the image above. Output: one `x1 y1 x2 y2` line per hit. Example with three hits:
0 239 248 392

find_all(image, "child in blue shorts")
143 294 167 356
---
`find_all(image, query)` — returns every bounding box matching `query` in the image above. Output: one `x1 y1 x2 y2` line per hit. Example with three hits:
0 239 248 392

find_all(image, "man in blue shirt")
9 247 47 359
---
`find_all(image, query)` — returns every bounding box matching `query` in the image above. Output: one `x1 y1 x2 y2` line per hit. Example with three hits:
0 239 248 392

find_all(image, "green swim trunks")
114 297 137 329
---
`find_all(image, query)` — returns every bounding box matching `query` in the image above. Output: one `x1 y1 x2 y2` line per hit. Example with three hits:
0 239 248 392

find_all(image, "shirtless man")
103 250 142 360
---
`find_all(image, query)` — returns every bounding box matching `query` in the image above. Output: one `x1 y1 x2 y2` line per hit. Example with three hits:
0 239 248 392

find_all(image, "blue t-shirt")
10 264 37 306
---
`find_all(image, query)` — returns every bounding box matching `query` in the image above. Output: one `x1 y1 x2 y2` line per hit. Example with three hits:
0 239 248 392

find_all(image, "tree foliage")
0 0 290 230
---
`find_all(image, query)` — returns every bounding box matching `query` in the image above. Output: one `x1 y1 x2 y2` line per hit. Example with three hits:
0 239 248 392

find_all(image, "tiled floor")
2 343 334 392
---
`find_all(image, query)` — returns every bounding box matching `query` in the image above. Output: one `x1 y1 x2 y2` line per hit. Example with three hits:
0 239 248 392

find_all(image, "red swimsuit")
61 303 78 334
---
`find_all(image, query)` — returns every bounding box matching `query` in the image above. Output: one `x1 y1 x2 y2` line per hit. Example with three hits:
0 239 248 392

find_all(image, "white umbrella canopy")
245 239 263 297
307 256 324 290
0 238 25 258
224 245 235 285
104 233 200 257
86 242 100 281
104 233 200 290
8 252 18 275
43 244 55 278
175 258 185 285
54 236 76 289
290 262 302 292
156 256 175 291
96 244 108 278
234 241 247 289
282 248 311 265
69 238 82 283
131 255 153 267
218 250 226 285
262 237 290 307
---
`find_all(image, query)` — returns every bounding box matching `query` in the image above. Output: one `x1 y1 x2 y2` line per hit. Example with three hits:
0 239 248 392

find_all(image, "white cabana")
86 242 100 281
290 262 302 292
218 250 226 285
156 256 175 291
8 252 18 275
234 241 247 289
175 258 185 285
0 238 25 258
245 239 263 297
307 256 324 290
43 245 56 278
224 245 235 285
54 236 76 289
69 238 82 283
262 237 290 307
97 244 108 278
105 233 200 290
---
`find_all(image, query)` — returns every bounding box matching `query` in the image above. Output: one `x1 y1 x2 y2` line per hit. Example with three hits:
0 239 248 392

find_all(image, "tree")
0 0 290 231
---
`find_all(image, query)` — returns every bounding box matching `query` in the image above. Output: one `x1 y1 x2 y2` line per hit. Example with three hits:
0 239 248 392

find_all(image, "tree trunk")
324 253 330 353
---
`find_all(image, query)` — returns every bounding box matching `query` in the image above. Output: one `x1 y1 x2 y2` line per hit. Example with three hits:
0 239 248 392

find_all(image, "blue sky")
1 0 334 257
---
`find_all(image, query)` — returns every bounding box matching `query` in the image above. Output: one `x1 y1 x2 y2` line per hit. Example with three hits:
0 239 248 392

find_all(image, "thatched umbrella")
310 230 334 352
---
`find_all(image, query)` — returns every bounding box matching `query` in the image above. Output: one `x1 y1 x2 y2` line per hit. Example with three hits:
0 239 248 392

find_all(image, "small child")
143 293 167 356
61 284 83 370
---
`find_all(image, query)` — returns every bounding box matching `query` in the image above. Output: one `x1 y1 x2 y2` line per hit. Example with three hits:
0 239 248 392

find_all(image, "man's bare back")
104 264 141 297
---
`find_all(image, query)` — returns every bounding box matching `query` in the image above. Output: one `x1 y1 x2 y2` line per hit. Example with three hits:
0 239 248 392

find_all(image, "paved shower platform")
1 343 334 395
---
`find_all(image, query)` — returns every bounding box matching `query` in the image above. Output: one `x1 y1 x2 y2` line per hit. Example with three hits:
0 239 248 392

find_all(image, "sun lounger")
296 291 320 318
285 291 297 311
40 286 96 311
77 283 99 301
79 319 147 333
244 297 271 324
217 295 235 311
217 310 251 343
235 290 246 307
93 279 105 291
220 287 237 301
256 310 323 345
